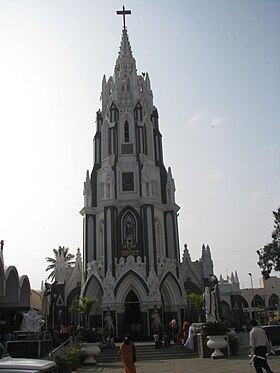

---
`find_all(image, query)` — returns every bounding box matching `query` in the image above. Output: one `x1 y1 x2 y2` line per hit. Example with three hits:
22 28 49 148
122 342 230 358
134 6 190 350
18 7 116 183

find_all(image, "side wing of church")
80 18 213 339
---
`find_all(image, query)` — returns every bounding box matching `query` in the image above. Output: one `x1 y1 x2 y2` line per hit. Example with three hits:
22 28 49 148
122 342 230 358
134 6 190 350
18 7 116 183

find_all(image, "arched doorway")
124 290 141 339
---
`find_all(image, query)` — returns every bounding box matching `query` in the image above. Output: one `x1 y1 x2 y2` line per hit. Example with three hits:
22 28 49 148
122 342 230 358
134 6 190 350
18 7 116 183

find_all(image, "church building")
80 8 214 339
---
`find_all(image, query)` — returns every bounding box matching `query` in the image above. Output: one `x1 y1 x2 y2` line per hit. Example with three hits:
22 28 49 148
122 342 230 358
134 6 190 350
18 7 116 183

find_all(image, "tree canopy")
71 296 98 327
257 207 280 279
187 292 203 322
45 246 75 281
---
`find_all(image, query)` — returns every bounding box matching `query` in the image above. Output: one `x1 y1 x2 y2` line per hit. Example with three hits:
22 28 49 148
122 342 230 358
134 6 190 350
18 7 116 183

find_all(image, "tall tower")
80 8 187 338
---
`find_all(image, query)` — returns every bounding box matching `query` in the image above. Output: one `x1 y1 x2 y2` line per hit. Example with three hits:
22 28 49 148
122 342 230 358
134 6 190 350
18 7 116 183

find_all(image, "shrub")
54 355 71 373
55 347 88 372
203 321 228 336
228 333 239 356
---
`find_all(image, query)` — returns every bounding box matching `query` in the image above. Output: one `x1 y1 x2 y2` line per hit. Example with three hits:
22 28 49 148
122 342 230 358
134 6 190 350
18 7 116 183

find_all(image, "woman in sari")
118 334 137 373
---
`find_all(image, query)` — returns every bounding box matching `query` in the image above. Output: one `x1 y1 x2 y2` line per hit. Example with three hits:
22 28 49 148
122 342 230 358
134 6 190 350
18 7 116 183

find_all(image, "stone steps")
95 343 197 363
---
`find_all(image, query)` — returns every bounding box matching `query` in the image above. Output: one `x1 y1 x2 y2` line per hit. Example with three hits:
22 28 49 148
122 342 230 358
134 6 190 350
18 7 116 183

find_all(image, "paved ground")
77 350 280 373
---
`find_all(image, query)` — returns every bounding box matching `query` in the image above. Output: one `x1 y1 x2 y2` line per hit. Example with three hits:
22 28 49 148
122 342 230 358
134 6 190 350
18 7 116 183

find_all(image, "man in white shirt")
249 319 273 373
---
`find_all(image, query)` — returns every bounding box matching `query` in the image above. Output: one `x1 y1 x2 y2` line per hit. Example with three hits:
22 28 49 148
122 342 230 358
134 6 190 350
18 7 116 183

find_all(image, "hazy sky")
0 0 279 290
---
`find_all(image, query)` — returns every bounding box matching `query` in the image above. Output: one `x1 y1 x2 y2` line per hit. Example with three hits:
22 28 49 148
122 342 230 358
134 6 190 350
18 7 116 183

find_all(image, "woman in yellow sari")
119 334 137 373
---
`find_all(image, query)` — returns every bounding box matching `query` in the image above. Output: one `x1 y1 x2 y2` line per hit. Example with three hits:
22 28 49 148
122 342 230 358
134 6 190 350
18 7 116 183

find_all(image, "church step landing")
95 344 197 363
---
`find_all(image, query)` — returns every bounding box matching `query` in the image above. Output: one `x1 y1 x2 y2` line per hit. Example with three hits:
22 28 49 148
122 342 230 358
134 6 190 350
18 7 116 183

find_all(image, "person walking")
249 319 274 373
118 334 137 373
184 323 196 351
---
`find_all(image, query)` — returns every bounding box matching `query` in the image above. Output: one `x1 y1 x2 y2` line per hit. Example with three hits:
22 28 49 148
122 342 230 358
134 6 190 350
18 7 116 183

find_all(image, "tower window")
124 121 129 142
110 103 119 123
134 102 143 122
122 172 134 192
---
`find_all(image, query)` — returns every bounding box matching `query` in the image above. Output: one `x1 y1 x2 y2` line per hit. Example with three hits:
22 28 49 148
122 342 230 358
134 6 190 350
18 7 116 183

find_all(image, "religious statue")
151 306 161 333
22 306 42 332
104 308 115 337
203 286 218 322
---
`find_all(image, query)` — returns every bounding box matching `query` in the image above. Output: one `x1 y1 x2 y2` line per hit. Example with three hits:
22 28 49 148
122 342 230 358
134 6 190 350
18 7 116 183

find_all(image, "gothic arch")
119 206 140 247
268 293 278 307
119 112 134 146
115 270 149 304
66 287 81 307
134 101 143 122
220 300 233 322
110 102 119 123
240 296 248 309
5 266 19 302
19 276 31 307
184 280 202 294
122 211 137 246
82 274 103 302
252 294 265 307
101 119 109 160
160 271 183 307
67 287 81 325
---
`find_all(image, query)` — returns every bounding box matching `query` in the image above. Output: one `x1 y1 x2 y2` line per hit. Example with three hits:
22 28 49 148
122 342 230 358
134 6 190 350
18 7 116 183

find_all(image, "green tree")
188 292 203 322
71 296 98 327
45 246 75 281
257 207 280 279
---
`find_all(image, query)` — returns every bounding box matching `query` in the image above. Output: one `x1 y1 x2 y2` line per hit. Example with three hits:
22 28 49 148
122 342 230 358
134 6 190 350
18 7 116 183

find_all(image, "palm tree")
188 292 203 322
45 246 75 281
71 296 99 328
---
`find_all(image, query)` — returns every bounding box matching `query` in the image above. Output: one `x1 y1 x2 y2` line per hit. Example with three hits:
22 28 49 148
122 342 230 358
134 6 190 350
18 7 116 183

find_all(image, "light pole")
248 273 256 318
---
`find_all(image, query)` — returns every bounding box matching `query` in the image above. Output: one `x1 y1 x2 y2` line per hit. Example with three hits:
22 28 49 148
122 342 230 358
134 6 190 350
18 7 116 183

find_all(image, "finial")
116 5 131 29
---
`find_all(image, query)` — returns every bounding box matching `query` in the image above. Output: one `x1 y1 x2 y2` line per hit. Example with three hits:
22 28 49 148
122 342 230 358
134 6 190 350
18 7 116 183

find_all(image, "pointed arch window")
99 220 104 258
155 218 163 255
134 102 143 122
126 77 130 92
124 121 129 143
110 103 119 123
122 212 137 246
143 123 147 154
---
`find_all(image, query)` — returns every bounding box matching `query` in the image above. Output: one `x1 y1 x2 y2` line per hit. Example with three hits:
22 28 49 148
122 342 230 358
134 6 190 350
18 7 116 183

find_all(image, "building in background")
241 276 280 324
0 241 32 340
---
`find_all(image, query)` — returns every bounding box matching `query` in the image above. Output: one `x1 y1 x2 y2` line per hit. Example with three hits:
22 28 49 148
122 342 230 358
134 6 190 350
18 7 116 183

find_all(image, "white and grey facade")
80 25 213 338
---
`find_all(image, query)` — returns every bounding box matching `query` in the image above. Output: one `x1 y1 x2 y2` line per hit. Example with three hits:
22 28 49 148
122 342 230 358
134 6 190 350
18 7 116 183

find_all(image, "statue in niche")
124 213 136 246
22 306 42 332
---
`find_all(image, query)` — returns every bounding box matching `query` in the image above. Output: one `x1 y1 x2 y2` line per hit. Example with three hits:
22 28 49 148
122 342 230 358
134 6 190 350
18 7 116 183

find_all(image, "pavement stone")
77 351 280 373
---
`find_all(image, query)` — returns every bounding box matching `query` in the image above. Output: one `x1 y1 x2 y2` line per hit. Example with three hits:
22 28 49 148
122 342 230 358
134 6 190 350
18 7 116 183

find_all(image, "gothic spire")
114 28 136 76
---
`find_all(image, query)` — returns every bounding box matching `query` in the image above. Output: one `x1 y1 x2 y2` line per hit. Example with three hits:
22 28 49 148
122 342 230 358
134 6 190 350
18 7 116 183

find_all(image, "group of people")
153 332 171 349
52 322 76 346
172 320 196 351
117 318 274 373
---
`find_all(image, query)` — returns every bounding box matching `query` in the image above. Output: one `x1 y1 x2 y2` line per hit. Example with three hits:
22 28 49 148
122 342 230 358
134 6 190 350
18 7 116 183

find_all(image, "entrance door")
124 290 141 339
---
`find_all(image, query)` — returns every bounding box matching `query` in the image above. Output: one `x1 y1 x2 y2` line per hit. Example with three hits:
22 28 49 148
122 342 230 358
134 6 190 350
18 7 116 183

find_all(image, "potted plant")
203 321 228 336
203 321 228 359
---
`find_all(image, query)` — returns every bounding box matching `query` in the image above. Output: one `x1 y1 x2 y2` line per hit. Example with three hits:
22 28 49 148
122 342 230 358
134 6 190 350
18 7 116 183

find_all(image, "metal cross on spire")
116 5 131 29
